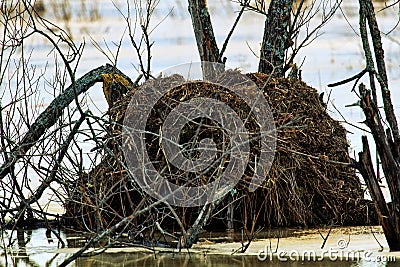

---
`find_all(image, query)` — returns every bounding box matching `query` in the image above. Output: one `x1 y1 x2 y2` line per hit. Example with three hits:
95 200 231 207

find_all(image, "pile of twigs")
64 71 373 235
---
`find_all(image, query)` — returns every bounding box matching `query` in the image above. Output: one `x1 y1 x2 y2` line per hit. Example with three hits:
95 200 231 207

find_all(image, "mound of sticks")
64 70 374 234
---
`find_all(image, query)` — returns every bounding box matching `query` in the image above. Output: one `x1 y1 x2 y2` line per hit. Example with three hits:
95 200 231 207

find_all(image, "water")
1 0 400 266
1 227 398 266
72 253 374 267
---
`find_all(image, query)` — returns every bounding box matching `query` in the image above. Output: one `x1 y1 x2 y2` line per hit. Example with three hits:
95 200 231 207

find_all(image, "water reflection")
1 227 398 266
74 253 352 267
0 228 69 267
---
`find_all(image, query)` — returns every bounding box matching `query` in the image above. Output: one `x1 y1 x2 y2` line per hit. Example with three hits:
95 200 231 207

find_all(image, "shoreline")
3 226 400 266
55 226 400 262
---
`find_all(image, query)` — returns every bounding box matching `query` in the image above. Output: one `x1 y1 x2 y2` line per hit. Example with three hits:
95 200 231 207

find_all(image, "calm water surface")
1 228 397 266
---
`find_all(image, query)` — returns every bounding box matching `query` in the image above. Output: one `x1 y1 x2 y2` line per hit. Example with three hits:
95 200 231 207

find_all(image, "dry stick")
330 100 371 134
319 226 332 249
123 1 147 79
232 197 266 254
218 4 246 63
238 0 267 16
285 0 342 74
59 216 133 267
359 85 400 209
0 64 131 180
358 2 377 104
0 67 31 220
281 147 351 166
3 113 87 229
155 222 179 241
327 68 367 88
369 225 384 251
59 196 166 267
270 237 280 253
357 136 400 250
357 85 400 250
23 1 85 119
283 0 306 73
364 0 400 146
181 198 223 249
181 140 234 249
142 24 153 80
288 0 306 36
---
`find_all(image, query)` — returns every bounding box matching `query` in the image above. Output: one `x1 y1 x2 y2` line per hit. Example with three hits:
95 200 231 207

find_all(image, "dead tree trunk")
357 0 400 251
258 0 293 76
361 0 400 154
356 86 400 251
187 0 224 80
328 0 400 251
327 0 400 250
188 0 221 63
